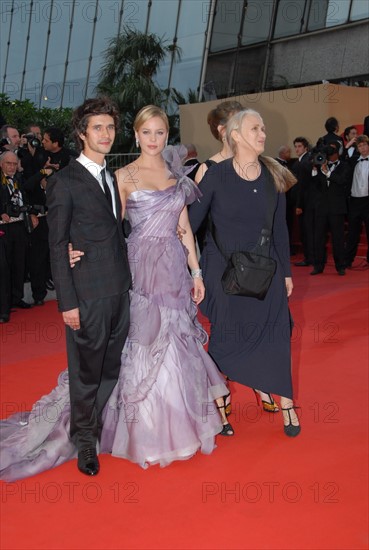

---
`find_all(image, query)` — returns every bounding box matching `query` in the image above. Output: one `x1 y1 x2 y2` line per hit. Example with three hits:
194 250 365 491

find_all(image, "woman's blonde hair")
226 109 296 192
133 105 169 132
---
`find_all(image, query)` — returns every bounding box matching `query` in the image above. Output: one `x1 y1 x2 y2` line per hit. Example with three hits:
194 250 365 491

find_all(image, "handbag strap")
210 160 277 261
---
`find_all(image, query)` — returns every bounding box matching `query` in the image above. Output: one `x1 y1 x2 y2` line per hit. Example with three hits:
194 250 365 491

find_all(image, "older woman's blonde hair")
134 105 169 132
226 109 296 192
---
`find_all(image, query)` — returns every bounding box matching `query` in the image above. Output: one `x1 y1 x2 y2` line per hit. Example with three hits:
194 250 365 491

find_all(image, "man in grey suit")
47 97 131 476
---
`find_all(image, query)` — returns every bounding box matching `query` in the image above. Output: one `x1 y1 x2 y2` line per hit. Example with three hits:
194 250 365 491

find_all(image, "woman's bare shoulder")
115 162 140 188
195 162 209 184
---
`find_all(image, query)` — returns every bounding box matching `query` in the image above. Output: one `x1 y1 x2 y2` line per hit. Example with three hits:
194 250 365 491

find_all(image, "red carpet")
1 260 368 550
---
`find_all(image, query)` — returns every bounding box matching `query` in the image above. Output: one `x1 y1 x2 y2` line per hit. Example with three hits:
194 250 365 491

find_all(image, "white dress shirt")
351 156 369 198
77 152 117 217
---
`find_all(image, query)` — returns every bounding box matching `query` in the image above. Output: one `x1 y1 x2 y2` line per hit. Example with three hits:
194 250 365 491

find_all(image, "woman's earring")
165 138 168 147
135 138 140 148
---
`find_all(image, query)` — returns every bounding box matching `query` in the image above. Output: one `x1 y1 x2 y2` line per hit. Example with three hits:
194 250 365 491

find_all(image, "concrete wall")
205 21 368 98
268 24 369 89
179 83 369 161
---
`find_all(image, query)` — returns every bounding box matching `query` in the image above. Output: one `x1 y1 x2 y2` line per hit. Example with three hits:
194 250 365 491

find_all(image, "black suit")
184 158 200 181
0 171 28 309
293 153 317 263
23 169 51 302
46 159 131 451
276 158 295 253
363 115 369 138
313 161 351 271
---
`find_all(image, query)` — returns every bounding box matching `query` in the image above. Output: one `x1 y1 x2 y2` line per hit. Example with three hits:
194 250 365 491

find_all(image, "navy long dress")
189 158 293 398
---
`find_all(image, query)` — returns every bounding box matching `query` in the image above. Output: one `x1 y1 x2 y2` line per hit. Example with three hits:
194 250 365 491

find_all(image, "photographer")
41 127 73 169
0 125 21 154
310 141 351 276
18 124 44 179
0 151 33 318
22 127 73 305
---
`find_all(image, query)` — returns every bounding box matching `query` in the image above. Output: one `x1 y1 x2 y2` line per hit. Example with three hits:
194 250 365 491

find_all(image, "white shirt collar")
77 152 106 180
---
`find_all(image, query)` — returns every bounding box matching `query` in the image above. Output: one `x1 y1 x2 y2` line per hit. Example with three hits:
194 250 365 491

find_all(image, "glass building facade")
1 0 210 107
1 0 368 108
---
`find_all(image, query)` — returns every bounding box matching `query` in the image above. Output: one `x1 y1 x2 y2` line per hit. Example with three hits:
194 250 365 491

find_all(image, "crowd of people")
0 98 368 481
0 124 77 322
280 117 369 275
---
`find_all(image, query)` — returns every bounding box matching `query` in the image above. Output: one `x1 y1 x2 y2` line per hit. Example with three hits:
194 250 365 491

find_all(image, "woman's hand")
192 277 205 305
68 242 84 268
62 308 80 330
285 277 293 297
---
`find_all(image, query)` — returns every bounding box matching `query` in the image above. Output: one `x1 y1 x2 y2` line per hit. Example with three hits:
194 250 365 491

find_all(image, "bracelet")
191 268 203 279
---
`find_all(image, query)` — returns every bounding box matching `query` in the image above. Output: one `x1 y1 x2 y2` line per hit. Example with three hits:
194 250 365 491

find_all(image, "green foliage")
96 27 185 151
0 94 74 145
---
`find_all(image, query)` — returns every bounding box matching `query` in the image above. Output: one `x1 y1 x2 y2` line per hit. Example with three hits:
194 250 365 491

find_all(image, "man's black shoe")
0 314 9 323
78 448 99 476
337 268 346 276
13 300 32 309
34 300 45 306
294 260 311 267
310 268 323 275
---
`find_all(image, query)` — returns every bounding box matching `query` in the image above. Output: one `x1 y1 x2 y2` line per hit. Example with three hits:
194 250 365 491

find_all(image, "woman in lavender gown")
0 106 229 481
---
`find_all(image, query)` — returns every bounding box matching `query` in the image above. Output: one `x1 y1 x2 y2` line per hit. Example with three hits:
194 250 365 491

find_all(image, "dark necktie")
328 161 337 168
6 176 15 193
360 158 369 162
101 168 113 210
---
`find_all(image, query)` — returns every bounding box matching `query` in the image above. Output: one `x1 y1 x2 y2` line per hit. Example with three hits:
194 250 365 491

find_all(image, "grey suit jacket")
46 159 131 312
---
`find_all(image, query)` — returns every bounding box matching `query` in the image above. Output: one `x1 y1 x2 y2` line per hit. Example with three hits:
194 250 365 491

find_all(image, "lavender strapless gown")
0 150 227 480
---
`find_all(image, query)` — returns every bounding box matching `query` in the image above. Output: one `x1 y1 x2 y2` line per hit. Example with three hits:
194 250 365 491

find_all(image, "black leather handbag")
212 168 277 300
220 235 277 300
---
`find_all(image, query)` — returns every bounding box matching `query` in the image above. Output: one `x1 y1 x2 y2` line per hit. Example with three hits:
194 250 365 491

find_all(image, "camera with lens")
311 143 340 166
3 203 47 233
22 133 42 149
311 147 328 166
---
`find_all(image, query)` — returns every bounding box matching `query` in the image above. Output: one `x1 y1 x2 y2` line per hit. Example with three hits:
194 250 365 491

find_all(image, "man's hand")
1 213 10 223
62 308 80 330
295 208 303 216
176 224 186 242
346 137 357 148
44 157 60 172
30 214 39 229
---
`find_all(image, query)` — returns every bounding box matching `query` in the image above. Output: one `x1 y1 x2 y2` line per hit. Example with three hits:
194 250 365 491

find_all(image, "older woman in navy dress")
189 109 301 436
